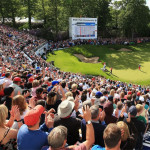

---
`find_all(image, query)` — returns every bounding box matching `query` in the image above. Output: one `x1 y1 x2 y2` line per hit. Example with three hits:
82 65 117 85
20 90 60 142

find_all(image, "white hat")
139 96 144 102
58 100 75 118
67 96 74 102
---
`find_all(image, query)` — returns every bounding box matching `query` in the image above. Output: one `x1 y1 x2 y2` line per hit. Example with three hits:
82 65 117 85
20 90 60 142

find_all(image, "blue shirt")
92 145 105 150
17 124 52 150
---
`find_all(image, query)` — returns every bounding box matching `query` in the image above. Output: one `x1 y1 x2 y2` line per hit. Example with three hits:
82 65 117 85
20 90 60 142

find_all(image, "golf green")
47 43 150 85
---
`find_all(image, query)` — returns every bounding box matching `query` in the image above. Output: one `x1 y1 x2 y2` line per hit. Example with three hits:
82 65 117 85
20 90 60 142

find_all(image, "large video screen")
69 17 97 40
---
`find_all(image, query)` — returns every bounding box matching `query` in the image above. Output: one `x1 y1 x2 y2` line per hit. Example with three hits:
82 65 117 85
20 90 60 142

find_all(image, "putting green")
47 43 150 85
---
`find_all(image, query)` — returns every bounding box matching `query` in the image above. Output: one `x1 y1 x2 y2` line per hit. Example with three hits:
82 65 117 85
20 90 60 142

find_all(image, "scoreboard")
69 17 97 40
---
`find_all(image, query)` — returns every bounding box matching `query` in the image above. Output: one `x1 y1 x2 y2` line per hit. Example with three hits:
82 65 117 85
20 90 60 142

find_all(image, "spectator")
54 100 81 145
82 105 105 147
0 87 14 118
10 77 22 96
42 105 95 150
92 123 121 150
17 105 54 150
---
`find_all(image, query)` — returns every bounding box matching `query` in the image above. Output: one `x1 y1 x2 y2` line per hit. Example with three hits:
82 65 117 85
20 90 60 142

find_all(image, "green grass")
47 43 150 85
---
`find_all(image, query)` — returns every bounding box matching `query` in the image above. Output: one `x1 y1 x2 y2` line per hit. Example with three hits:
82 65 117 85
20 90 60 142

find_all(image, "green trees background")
0 0 150 40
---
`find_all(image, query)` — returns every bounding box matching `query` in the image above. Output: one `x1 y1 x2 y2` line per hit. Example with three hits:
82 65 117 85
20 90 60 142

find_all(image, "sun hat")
67 96 74 102
58 100 75 118
24 105 44 126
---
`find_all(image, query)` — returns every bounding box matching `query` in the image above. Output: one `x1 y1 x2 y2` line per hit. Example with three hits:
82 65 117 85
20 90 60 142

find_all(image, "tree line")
0 0 150 40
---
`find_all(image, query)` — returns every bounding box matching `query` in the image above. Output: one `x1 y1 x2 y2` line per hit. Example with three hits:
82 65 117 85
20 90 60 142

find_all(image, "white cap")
139 96 144 102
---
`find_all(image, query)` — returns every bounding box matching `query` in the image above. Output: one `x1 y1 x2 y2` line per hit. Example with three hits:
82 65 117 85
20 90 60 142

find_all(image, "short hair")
90 105 99 119
103 123 121 149
48 126 67 149
5 72 11 78
117 121 130 141
136 104 144 113
71 84 77 90
61 81 66 88
65 91 73 98
0 105 8 127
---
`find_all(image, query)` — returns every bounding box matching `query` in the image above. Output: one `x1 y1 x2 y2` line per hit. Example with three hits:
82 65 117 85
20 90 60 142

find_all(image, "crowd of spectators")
0 25 150 150
48 37 150 50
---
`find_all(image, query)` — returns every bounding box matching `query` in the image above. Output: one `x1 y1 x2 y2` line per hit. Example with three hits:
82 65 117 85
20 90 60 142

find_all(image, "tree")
119 0 150 38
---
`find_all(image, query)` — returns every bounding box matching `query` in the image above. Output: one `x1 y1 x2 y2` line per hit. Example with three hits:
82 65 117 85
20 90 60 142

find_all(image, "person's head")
24 105 44 129
52 80 59 86
32 80 39 88
103 123 121 150
117 101 123 110
47 91 57 105
12 95 27 115
103 90 108 96
48 126 67 149
71 83 77 92
4 87 14 97
5 72 11 78
65 91 73 99
13 77 21 85
61 80 66 88
120 92 125 99
58 100 75 118
90 105 99 120
95 91 103 98
117 121 130 141
81 94 87 103
0 105 8 127
36 87 43 97
136 104 144 114
110 89 115 97
100 96 106 106
128 106 137 117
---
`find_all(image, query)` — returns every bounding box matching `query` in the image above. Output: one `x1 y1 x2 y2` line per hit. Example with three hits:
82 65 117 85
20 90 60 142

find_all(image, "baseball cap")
13 77 21 82
137 91 141 96
24 105 44 126
128 106 137 116
95 91 103 98
28 77 34 82
52 80 59 86
128 91 132 95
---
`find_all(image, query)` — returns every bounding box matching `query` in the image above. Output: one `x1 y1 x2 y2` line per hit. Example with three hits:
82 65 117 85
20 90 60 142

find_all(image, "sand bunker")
118 48 132 52
74 54 99 63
